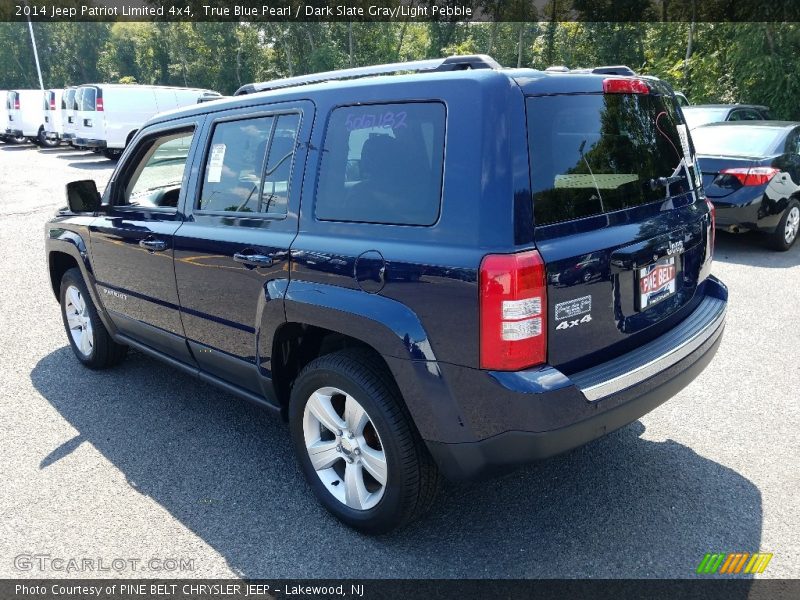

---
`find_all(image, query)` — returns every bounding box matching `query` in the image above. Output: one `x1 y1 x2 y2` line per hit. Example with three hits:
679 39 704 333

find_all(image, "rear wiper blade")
648 175 685 191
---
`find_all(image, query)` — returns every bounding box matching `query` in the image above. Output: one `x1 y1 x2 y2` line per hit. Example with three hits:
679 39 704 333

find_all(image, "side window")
198 113 300 215
787 129 800 155
315 102 446 226
120 129 194 209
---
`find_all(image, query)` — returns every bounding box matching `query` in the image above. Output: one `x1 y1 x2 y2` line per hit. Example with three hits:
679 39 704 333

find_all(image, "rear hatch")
7 91 20 129
43 90 55 133
62 88 77 136
526 80 713 373
74 86 104 140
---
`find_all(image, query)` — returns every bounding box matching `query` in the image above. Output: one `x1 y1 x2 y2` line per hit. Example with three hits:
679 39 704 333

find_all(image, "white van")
5 89 46 144
72 84 221 158
0 91 9 142
61 86 78 145
42 88 64 146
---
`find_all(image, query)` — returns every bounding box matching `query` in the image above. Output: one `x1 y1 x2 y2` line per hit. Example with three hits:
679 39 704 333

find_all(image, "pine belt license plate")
637 255 678 310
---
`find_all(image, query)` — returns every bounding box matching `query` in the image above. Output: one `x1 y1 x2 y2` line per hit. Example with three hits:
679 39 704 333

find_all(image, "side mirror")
66 180 101 213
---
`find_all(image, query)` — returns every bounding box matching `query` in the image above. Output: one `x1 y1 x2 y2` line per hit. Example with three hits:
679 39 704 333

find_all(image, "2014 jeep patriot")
46 55 727 533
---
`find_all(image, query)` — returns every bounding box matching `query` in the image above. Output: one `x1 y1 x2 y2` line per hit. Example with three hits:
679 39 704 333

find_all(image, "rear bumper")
5 128 23 137
710 187 785 233
44 131 60 140
62 133 75 141
426 276 727 480
74 137 106 148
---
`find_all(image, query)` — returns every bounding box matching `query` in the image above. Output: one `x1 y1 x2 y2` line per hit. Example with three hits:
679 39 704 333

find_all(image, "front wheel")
770 200 800 251
59 268 128 369
289 349 439 533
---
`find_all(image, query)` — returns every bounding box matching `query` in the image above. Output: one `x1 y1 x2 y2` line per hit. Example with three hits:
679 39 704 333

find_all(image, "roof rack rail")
234 54 501 96
550 65 638 77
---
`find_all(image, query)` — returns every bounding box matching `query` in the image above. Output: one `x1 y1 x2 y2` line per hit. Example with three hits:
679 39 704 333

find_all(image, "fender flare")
275 280 474 442
281 280 436 362
47 231 119 338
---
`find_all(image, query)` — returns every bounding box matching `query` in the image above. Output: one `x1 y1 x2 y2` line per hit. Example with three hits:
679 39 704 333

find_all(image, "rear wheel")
59 268 128 369
770 200 800 251
289 349 439 533
37 127 59 148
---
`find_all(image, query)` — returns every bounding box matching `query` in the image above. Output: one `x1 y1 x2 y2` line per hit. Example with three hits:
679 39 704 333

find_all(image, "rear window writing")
527 93 694 226
315 102 445 226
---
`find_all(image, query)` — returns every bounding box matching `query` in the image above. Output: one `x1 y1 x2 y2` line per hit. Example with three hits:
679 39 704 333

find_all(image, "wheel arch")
265 282 463 442
47 235 120 339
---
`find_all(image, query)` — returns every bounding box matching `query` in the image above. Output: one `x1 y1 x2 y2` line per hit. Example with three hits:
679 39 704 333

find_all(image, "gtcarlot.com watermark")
14 553 195 573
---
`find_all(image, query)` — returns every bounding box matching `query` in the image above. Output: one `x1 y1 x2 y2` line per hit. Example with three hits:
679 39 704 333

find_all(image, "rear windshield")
682 107 728 129
527 93 694 226
62 89 74 110
78 87 97 111
692 125 783 157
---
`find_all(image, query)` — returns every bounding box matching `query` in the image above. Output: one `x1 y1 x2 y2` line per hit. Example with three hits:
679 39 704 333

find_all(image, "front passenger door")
89 119 202 362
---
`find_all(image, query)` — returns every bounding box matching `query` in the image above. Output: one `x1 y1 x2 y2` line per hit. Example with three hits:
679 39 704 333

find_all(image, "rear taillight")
602 77 649 95
719 167 779 186
49 95 56 110
480 250 547 371
96 96 104 111
14 96 20 109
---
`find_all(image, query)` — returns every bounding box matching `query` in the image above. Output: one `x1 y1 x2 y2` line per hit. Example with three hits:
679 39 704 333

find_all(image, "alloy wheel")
64 285 94 357
302 386 387 511
785 206 799 244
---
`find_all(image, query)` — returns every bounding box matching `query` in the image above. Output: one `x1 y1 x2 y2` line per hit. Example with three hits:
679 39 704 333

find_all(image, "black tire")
769 200 800 251
5 134 27 144
289 349 440 533
37 127 59 148
59 268 128 369
102 148 120 160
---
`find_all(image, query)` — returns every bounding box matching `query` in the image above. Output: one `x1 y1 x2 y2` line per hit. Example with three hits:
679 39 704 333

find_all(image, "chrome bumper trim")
572 294 726 401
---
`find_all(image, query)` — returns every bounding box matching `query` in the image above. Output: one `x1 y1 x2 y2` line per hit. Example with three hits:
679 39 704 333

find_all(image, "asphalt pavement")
0 143 797 579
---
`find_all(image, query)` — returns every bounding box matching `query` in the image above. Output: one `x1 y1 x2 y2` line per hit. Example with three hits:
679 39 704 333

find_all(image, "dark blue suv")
46 55 727 533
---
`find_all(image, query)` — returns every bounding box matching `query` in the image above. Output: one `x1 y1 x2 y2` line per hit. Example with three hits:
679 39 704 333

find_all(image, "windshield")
527 93 694 226
682 107 728 129
692 126 783 157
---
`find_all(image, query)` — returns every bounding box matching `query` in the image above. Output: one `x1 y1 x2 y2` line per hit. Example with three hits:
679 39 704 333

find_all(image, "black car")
693 121 800 250
45 55 726 532
682 104 771 130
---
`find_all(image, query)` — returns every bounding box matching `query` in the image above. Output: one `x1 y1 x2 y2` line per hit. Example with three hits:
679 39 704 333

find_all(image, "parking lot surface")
0 143 798 579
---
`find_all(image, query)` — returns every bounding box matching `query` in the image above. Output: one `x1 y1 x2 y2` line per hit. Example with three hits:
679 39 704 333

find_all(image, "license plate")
638 256 678 310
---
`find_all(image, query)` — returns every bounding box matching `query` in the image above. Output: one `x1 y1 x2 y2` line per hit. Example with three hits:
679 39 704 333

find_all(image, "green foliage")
0 20 798 119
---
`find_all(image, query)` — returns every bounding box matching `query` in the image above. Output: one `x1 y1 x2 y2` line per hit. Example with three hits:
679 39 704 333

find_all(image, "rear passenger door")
89 117 202 362
173 102 312 397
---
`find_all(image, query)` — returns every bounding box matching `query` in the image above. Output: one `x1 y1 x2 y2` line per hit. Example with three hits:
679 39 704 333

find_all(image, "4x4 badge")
556 314 593 330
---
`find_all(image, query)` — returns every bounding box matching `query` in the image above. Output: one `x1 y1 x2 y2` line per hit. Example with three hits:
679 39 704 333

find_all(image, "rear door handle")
233 251 273 267
139 238 167 252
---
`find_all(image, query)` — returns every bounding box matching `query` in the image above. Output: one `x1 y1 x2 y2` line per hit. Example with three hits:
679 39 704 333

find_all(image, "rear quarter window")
315 102 446 226
527 93 694 226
